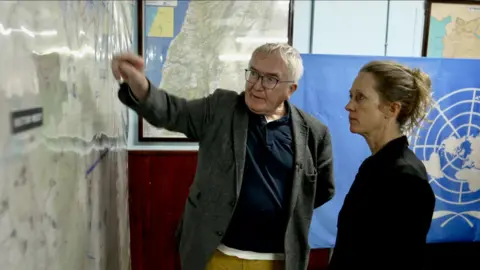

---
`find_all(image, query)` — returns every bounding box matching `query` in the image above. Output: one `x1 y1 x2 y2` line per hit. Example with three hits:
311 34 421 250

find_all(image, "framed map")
137 0 294 142
422 0 480 58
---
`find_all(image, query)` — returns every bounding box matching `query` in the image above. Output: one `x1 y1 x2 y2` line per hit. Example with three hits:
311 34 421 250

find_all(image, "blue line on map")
85 148 109 178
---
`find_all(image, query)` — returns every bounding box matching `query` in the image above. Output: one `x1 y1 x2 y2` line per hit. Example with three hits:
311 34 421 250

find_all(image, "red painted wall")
128 151 330 270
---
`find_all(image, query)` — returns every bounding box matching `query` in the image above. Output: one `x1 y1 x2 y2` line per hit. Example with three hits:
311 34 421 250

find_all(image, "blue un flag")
292 54 480 248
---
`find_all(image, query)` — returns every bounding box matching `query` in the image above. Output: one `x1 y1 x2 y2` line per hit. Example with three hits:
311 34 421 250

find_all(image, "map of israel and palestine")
141 0 291 138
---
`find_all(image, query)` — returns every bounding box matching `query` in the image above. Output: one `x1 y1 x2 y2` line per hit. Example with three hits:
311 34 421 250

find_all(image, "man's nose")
252 77 264 91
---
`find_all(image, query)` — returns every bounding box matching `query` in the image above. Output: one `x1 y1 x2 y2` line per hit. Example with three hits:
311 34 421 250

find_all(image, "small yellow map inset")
148 7 174 37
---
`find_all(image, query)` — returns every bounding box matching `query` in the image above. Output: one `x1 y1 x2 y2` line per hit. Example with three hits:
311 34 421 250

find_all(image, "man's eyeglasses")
244 69 293 90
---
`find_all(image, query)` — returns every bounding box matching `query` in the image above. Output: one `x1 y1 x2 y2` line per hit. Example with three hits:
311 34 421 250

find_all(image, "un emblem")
411 88 480 228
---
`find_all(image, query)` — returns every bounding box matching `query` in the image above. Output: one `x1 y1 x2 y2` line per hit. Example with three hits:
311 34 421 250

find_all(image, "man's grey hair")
251 43 304 83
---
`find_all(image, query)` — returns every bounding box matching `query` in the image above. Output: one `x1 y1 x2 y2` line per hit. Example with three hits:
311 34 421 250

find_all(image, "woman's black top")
329 136 435 270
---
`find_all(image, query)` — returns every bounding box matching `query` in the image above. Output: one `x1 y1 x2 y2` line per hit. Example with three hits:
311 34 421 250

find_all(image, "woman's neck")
364 127 403 155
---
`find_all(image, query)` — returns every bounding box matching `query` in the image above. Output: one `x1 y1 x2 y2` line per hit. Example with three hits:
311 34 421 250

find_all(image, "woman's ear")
389 101 402 118
379 101 401 119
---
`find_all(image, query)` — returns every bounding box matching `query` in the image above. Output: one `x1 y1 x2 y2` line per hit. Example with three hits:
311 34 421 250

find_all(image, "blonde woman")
329 61 436 270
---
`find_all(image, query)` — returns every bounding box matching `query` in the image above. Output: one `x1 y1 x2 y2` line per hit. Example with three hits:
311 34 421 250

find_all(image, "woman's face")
345 72 388 136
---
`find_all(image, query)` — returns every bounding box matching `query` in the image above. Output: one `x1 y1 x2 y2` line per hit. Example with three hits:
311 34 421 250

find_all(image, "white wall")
386 0 425 57
128 0 426 150
311 0 425 56
292 0 313 53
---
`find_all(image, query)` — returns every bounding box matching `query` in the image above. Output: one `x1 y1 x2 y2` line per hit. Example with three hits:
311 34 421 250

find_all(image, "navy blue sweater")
221 109 294 253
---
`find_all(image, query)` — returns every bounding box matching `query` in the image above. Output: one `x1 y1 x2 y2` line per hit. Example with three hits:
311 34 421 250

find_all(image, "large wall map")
0 1 131 269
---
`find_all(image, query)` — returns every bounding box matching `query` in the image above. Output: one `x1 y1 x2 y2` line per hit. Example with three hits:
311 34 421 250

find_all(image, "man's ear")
288 83 298 96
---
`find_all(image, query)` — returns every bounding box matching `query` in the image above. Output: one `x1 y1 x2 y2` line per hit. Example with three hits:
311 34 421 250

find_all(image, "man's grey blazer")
118 81 335 270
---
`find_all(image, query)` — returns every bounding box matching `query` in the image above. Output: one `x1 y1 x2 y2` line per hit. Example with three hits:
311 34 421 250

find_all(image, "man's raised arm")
112 52 214 140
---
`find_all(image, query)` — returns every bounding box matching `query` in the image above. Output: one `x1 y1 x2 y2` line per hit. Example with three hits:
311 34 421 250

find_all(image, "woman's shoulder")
390 147 429 181
386 153 434 200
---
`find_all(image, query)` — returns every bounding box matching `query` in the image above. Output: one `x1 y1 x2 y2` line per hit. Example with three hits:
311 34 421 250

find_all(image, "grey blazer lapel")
233 94 249 198
288 103 309 216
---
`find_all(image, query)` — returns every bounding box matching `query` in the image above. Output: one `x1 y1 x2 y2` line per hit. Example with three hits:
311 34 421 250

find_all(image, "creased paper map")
0 1 131 270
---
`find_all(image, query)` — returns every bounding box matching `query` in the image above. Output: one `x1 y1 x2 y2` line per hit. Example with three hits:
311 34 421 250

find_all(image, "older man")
112 43 334 270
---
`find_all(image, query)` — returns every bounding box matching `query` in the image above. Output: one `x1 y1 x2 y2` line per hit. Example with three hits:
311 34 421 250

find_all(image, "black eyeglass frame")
244 69 294 90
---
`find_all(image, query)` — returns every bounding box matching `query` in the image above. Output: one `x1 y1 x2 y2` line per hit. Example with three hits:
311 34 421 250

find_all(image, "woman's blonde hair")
360 60 433 133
